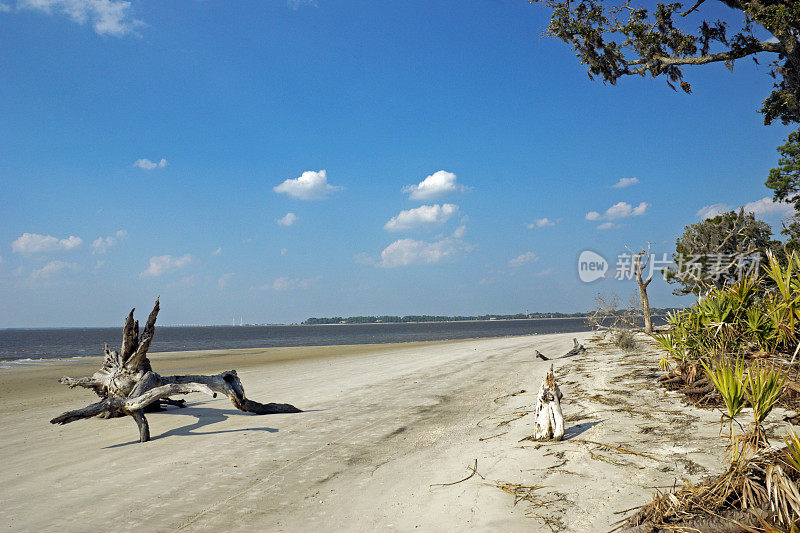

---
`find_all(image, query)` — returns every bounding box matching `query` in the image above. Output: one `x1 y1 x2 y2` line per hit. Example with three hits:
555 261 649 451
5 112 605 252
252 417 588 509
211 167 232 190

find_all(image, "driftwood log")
533 364 564 441
535 339 587 361
51 299 301 443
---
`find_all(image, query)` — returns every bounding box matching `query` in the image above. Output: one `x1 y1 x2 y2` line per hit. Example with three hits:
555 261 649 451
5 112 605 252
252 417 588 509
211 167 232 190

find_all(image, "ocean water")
0 318 593 362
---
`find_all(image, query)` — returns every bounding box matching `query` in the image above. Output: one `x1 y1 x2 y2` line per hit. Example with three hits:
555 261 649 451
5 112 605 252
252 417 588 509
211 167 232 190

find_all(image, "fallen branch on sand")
430 459 484 487
50 299 301 443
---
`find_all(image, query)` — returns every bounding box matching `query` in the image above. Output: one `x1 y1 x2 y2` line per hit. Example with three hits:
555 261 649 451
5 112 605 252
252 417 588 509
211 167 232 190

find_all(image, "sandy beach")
0 332 756 532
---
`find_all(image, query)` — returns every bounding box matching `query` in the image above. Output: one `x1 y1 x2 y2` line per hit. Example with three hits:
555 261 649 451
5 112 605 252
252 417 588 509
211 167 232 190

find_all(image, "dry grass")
623 447 800 531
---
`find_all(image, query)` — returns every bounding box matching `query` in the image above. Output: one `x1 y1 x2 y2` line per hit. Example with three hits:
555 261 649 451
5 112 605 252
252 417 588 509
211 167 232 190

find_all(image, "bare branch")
625 41 781 72
680 0 706 17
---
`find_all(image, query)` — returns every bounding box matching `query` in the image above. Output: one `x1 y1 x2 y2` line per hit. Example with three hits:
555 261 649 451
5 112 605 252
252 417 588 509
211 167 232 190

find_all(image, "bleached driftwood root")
563 338 586 357
535 339 587 361
51 299 301 443
533 364 564 441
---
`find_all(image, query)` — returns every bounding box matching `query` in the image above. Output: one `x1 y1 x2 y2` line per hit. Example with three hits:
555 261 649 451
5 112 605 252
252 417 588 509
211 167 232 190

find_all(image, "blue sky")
0 0 795 327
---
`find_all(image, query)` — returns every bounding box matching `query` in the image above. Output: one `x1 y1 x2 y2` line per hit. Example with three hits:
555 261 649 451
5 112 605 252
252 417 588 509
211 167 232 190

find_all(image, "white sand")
0 332 742 532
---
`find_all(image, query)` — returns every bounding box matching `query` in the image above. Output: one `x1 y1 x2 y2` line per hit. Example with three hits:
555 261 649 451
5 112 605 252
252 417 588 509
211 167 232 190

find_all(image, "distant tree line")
302 311 677 326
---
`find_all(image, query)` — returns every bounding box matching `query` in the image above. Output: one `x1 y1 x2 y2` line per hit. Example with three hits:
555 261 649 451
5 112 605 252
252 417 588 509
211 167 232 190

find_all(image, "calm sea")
0 318 593 363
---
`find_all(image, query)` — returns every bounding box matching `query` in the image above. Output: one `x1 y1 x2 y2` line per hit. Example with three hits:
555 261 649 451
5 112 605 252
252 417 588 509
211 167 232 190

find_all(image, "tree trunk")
633 249 654 334
533 365 564 441
52 299 301 443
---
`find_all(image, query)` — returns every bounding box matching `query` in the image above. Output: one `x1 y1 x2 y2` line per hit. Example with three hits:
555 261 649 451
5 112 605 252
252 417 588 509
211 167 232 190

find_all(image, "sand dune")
1 333 743 532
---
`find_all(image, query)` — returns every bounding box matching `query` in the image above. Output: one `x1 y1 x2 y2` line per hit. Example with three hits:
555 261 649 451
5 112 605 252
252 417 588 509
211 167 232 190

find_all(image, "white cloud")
379 236 472 268
452 224 467 239
697 203 730 219
277 212 299 226
140 254 192 278
18 0 143 36
280 248 288 256
383 204 458 232
133 157 167 170
508 251 538 268
211 247 222 256
597 222 618 230
743 197 794 218
697 198 794 220
30 260 78 280
402 170 469 201
586 202 649 226
265 276 319 291
527 217 556 229
91 229 126 254
612 177 639 188
12 233 82 254
273 169 343 200
606 201 648 219
217 272 234 289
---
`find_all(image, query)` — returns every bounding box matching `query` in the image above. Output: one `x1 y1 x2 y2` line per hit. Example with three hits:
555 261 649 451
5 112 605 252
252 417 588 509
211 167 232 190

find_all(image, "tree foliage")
530 0 800 125
666 209 780 294
767 129 800 209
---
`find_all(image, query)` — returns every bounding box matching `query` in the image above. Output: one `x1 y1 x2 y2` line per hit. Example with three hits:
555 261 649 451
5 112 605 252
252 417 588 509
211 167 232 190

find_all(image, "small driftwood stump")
51 299 301 443
533 364 564 441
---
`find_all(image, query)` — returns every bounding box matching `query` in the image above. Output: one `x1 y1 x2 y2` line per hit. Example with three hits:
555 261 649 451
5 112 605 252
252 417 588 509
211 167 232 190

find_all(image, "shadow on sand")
103 402 286 449
562 420 603 440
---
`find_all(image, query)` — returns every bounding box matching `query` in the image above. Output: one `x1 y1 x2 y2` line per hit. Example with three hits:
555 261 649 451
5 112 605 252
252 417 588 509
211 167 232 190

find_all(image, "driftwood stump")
533 364 564 441
51 299 301 443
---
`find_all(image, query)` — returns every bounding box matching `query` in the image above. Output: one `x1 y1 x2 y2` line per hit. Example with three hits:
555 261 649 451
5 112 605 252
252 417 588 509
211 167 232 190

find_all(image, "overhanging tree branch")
625 41 781 70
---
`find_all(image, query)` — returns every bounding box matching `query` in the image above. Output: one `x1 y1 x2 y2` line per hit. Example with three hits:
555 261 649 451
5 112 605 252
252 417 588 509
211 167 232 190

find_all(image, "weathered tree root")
680 380 714 396
51 300 301 443
563 338 587 357
535 339 587 361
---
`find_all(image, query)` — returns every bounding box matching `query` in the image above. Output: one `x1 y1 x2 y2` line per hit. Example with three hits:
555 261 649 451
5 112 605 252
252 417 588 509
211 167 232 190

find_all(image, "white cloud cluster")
140 254 192 278
612 177 639 188
383 204 458 232
276 212 299 227
12 233 82 253
274 170 343 200
402 171 468 201
133 157 167 170
586 201 649 225
378 235 472 268
744 197 794 217
527 217 555 229
17 0 143 36
697 197 794 220
30 260 78 280
508 251 538 268
91 229 127 254
267 276 319 291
